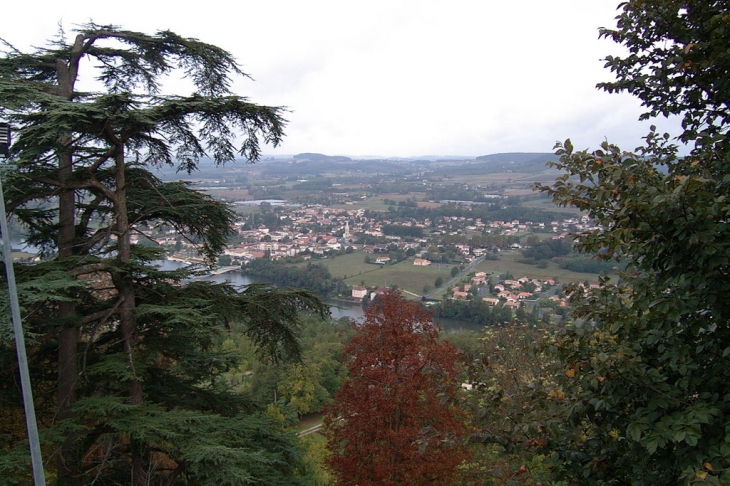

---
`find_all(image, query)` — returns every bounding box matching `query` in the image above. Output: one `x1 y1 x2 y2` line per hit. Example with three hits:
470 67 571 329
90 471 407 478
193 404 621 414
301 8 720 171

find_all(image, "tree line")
243 260 347 297
430 298 516 325
364 202 569 226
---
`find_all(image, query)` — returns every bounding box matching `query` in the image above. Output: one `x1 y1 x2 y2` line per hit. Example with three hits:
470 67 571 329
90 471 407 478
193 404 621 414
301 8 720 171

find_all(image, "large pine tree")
0 24 327 485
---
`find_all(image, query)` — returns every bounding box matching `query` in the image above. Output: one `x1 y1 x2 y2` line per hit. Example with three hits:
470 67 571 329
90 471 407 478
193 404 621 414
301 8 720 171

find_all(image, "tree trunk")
110 143 146 485
56 145 80 485
55 35 85 486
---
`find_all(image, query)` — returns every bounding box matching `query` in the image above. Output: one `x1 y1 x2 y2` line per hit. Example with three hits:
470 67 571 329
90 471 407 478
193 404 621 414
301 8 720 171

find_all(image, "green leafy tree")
534 1 730 483
298 434 334 486
276 360 328 417
460 325 560 485
246 316 351 425
598 0 730 145
515 303 527 323
0 24 327 485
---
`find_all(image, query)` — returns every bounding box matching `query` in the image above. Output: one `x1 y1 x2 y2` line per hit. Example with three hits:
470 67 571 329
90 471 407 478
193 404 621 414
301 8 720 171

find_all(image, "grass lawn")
299 252 374 278
11 251 36 261
296 252 438 295
342 259 451 297
309 253 451 297
331 193 428 211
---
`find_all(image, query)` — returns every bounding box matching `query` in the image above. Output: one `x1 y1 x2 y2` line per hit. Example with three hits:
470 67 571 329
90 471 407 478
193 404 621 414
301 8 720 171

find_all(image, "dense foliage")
380 224 424 238
598 0 730 145
459 325 561 484
324 291 470 485
431 298 515 326
243 316 353 423
521 238 572 261
0 25 327 485
533 1 730 483
557 255 618 274
243 260 347 297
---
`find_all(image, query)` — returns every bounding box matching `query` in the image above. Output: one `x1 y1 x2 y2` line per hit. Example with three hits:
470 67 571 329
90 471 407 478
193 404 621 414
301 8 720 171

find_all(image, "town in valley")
118 152 612 321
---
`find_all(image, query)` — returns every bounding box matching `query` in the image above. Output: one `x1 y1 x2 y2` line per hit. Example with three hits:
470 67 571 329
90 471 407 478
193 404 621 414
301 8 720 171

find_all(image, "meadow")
310 249 606 300
474 250 605 284
304 252 452 297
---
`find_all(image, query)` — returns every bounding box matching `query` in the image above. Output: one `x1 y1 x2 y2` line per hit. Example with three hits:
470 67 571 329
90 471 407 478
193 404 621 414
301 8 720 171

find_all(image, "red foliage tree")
324 291 470 485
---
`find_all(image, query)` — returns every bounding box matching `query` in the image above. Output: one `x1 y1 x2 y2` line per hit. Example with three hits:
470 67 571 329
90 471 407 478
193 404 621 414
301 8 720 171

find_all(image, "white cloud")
1 0 683 157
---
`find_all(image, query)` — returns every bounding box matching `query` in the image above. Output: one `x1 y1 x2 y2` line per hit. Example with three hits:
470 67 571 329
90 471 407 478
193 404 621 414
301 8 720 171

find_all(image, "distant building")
370 287 390 300
352 286 367 299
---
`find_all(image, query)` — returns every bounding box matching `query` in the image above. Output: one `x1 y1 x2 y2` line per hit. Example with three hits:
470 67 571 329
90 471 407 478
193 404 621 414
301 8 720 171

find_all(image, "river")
154 259 484 333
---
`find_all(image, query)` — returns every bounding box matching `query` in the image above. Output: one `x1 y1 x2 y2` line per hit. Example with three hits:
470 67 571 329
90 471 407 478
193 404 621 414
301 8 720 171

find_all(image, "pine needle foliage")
0 24 327 485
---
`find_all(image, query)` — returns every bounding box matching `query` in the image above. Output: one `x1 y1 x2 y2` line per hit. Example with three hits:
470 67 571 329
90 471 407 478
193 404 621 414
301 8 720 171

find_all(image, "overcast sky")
1 1 682 158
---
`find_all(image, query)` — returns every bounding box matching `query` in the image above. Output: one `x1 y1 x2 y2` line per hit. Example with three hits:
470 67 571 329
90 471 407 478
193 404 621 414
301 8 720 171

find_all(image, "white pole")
0 157 47 484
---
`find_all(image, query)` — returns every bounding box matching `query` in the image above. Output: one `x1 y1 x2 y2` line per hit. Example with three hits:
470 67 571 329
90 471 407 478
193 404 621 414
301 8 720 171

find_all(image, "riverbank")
161 258 487 331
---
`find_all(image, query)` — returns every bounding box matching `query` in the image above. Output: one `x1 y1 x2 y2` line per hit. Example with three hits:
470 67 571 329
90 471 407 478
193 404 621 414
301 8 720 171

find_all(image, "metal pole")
0 169 47 485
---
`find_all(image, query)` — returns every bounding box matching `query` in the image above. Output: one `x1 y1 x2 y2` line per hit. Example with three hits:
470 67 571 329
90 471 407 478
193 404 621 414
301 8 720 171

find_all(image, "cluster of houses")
350 285 392 302
148 200 594 266
348 267 573 310
135 202 593 311
348 269 576 309
448 273 569 309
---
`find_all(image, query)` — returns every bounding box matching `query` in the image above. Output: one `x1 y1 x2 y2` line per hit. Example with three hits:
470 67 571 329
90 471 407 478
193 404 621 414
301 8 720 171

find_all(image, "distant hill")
475 152 554 164
427 153 556 177
153 151 559 180
260 156 410 177
293 153 353 163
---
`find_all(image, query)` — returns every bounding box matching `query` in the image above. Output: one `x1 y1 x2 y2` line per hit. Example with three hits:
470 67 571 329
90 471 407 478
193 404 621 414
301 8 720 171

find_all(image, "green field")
301 253 451 296
342 259 451 297
311 250 608 294
475 250 607 284
299 252 374 278
522 197 584 215
331 193 428 211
